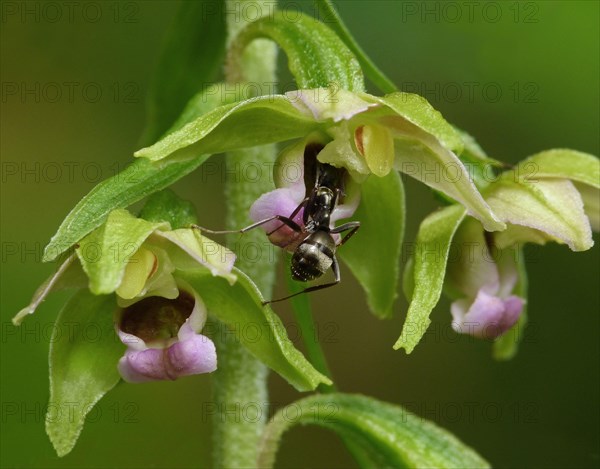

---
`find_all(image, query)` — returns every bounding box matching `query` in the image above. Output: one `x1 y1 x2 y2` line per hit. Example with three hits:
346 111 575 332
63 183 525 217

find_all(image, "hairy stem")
211 2 278 468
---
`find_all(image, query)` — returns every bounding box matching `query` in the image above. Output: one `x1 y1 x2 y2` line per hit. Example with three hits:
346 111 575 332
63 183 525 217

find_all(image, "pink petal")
451 289 524 340
499 296 524 331
167 334 217 376
118 334 217 383
249 187 305 250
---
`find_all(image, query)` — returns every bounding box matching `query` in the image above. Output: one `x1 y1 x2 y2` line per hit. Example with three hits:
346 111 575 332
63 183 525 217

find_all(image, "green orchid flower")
135 86 505 233
14 208 236 381
398 149 599 356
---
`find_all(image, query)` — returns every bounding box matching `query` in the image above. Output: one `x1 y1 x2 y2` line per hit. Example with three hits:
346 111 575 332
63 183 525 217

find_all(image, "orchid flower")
397 148 599 355
116 283 217 382
445 218 525 339
13 208 236 382
135 87 505 233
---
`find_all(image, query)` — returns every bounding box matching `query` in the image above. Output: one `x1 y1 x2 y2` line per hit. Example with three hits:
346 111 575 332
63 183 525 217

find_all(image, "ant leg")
262 256 341 306
193 215 302 236
266 197 309 236
331 221 361 247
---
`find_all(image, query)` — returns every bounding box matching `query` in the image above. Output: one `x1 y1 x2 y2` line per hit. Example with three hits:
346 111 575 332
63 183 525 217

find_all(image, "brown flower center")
120 291 195 343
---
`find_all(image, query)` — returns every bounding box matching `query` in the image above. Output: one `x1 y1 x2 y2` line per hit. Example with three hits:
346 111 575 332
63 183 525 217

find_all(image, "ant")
194 143 360 305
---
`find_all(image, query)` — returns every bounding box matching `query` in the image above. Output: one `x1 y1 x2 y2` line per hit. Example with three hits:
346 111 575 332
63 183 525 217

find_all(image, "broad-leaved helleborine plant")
13 1 598 467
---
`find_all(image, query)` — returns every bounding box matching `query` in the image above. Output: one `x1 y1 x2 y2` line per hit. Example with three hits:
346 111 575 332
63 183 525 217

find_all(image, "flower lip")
119 290 195 345
451 289 524 340
116 284 216 382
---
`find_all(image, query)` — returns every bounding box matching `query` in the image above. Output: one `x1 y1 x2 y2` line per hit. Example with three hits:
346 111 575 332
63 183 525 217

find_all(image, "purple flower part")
451 289 524 340
249 187 306 250
250 137 362 250
118 334 217 382
116 284 217 382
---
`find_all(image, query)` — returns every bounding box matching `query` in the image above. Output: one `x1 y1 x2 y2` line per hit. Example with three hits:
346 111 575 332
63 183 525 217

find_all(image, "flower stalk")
211 2 278 467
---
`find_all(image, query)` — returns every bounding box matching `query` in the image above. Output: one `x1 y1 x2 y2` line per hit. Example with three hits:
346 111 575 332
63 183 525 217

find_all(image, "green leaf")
515 149 600 189
76 209 167 295
486 177 593 251
139 189 198 228
46 290 124 457
135 96 318 162
141 0 227 143
313 0 396 93
394 205 466 353
338 171 405 318
493 246 528 360
43 156 207 262
257 393 489 469
230 11 364 91
179 268 331 392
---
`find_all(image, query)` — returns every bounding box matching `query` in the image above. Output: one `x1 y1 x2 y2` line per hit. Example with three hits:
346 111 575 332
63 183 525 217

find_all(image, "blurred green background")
1 1 598 468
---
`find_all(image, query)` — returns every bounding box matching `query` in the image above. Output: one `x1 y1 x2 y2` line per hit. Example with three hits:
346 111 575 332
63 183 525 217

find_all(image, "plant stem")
211 2 278 468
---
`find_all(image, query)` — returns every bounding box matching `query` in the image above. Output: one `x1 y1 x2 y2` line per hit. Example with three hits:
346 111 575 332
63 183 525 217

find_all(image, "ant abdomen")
290 232 335 282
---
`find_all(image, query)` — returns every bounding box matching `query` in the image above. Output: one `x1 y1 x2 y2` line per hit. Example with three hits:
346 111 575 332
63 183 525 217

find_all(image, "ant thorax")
308 186 337 229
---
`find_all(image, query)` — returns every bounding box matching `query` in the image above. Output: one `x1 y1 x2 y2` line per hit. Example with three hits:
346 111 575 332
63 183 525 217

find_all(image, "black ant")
194 143 360 305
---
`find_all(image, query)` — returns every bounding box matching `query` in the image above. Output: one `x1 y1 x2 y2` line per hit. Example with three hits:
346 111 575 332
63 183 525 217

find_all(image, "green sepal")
43 156 207 262
139 189 198 228
493 245 529 360
486 177 593 251
455 129 504 191
514 149 600 189
76 209 168 295
339 171 405 318
141 0 227 143
135 96 318 162
456 128 504 167
13 254 86 325
576 181 600 231
179 268 331 392
395 205 466 353
229 11 364 91
46 290 124 457
257 393 490 469
165 82 253 136
366 94 502 232
371 93 463 154
155 229 237 285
